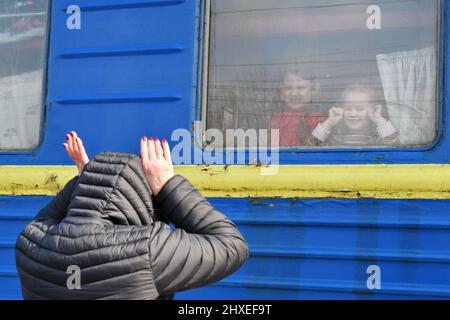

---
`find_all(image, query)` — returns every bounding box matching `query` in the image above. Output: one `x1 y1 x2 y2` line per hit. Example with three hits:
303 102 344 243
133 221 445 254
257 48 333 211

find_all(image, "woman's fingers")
154 139 163 159
66 134 74 155
77 136 85 154
64 131 89 174
140 136 149 165
162 138 172 162
71 132 80 155
147 138 156 161
77 137 89 164
65 135 75 160
64 131 88 161
70 135 77 156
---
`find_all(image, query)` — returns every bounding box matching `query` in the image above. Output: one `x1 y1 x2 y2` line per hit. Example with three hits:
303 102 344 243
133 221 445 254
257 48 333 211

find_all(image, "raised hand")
63 131 90 174
322 107 344 131
140 137 174 196
368 104 387 127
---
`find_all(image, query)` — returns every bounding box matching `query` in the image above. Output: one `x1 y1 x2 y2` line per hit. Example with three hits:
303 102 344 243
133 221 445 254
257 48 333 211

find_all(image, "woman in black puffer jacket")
15 132 249 300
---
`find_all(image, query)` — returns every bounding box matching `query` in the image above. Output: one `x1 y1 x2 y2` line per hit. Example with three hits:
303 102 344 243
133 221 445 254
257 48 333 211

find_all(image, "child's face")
281 73 315 110
343 92 372 131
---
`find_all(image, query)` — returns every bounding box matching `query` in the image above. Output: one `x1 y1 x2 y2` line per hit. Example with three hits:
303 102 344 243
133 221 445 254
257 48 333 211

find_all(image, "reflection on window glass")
205 0 439 148
0 0 47 150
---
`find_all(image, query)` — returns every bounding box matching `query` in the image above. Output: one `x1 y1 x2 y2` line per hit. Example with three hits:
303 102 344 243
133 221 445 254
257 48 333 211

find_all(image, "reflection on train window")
0 0 47 150
205 0 439 149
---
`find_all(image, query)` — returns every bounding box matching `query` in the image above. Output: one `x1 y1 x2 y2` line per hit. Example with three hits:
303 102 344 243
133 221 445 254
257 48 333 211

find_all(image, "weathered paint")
1 164 450 199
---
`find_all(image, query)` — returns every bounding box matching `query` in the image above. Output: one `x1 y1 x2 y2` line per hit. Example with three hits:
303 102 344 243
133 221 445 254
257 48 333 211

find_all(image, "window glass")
205 0 439 149
0 0 48 150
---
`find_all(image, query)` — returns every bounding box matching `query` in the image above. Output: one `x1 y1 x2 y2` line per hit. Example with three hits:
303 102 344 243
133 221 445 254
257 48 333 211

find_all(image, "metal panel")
1 196 450 299
179 198 450 299
0 0 200 165
0 0 447 166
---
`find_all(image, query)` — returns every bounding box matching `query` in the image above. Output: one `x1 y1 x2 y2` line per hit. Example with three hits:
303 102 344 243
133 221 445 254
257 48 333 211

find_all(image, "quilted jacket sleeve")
149 175 249 296
35 176 79 221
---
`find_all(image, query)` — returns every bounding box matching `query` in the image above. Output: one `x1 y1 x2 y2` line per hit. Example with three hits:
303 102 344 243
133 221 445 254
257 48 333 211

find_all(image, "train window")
0 0 48 151
204 0 440 149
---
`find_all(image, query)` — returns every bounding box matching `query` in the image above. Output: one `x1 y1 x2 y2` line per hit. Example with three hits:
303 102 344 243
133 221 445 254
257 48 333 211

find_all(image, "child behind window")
311 84 399 147
268 69 326 147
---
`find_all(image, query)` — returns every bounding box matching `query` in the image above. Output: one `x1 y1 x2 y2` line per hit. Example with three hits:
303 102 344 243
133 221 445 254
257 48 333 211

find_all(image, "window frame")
198 0 445 155
0 0 52 154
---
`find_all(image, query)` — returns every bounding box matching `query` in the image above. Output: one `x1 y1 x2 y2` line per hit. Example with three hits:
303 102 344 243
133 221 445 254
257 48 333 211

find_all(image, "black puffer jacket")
15 152 249 300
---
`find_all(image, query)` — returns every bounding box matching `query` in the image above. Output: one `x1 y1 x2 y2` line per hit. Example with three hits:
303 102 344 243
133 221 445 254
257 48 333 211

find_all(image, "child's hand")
140 137 174 196
322 107 344 131
329 107 344 124
63 131 90 174
369 105 388 127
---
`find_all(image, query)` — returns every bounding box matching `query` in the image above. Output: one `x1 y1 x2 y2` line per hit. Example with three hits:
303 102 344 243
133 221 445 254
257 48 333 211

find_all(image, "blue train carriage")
0 0 449 299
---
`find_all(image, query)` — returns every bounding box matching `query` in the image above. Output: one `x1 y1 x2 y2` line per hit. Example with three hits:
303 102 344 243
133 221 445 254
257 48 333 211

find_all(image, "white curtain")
376 47 437 146
0 70 43 150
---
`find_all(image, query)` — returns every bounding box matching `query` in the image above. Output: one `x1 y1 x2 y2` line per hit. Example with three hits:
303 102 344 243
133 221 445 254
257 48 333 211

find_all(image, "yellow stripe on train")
0 165 450 199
